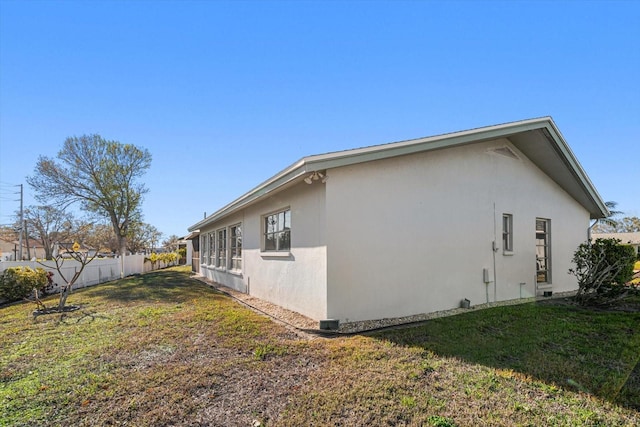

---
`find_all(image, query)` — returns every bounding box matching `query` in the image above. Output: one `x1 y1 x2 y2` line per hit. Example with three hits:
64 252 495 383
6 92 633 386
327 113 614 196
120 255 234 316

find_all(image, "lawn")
1 267 639 426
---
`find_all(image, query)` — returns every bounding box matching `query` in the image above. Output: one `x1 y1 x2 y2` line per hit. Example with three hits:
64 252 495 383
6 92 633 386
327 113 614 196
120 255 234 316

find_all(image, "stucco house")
0 238 46 261
188 117 608 326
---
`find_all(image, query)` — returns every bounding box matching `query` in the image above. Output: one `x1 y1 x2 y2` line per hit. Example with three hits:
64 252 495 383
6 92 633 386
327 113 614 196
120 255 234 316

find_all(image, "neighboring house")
177 234 195 267
0 238 16 261
591 232 640 257
188 117 608 325
0 238 46 261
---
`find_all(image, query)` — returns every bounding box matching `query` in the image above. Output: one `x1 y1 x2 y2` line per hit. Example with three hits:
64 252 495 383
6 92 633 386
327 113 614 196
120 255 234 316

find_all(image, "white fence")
0 254 175 295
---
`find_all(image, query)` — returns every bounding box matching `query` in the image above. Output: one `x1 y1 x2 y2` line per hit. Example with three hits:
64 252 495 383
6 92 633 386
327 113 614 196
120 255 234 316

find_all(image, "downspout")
587 219 598 243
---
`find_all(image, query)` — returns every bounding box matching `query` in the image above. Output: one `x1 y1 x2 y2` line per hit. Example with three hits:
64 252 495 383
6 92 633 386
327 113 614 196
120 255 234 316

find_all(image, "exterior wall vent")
319 319 340 330
490 146 520 160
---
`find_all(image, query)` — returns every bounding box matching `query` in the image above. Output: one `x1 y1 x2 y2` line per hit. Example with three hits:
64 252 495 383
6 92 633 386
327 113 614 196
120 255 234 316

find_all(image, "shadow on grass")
373 301 640 410
80 268 220 303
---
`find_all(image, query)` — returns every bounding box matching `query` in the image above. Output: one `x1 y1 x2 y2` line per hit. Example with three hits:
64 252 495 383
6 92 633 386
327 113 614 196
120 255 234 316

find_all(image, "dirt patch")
32 304 81 317
192 276 320 335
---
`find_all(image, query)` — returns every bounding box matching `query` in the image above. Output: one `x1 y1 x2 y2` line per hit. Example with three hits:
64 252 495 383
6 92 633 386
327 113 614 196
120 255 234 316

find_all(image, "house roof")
180 231 200 240
0 237 44 249
591 232 640 245
189 117 608 231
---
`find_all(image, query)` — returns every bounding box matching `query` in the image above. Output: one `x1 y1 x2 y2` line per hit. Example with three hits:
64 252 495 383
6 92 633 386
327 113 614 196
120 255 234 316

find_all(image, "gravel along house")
188 117 608 329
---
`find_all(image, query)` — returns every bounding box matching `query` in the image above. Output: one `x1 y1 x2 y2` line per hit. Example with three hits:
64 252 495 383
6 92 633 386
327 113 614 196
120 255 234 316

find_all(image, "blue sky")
1 0 638 238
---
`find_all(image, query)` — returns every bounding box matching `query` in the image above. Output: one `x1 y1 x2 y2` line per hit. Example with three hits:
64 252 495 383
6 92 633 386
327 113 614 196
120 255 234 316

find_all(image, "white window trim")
215 228 227 270
200 235 207 265
502 213 514 255
262 207 291 253
208 231 216 266
536 218 551 284
201 223 243 273
260 251 292 258
229 223 242 272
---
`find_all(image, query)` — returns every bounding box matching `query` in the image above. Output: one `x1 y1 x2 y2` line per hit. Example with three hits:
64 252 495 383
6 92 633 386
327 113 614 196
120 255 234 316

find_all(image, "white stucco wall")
199 181 328 321
325 138 590 322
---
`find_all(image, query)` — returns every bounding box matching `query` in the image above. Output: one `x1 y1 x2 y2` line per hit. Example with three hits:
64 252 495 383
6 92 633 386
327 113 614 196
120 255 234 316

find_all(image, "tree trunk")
58 284 71 311
43 236 53 260
118 234 127 278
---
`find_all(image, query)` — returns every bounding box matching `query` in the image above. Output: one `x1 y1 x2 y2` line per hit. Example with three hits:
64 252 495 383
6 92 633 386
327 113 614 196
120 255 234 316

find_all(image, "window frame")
229 224 242 271
502 213 513 254
215 228 227 269
262 208 291 252
535 218 551 284
200 234 207 265
208 231 216 266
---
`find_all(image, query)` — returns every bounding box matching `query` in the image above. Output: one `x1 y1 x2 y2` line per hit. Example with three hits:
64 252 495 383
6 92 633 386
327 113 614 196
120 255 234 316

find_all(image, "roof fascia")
302 118 552 171
189 117 608 230
189 119 548 231
540 121 609 218
189 160 309 231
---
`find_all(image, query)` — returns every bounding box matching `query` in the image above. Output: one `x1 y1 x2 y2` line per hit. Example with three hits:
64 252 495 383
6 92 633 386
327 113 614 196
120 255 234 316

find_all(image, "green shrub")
146 252 160 266
570 238 637 306
614 244 636 284
145 252 179 270
159 252 178 265
177 247 187 258
0 266 49 302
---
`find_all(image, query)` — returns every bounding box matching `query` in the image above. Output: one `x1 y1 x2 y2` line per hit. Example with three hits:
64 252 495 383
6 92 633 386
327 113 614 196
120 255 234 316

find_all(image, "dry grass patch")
2 267 639 426
1 267 319 426
278 334 639 426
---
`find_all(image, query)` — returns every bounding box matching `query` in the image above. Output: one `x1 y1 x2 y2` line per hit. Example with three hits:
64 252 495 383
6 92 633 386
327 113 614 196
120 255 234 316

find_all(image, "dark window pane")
265 234 276 251
278 230 290 250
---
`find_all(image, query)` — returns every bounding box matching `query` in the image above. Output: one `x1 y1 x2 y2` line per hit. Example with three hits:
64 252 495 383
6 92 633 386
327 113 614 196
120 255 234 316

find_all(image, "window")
208 232 215 266
536 218 551 283
230 224 242 271
200 234 207 265
264 208 291 251
502 214 513 253
201 224 242 271
216 228 227 268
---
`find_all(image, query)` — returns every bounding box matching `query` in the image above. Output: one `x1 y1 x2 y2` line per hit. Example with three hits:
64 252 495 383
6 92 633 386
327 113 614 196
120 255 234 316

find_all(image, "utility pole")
17 184 23 261
25 220 31 260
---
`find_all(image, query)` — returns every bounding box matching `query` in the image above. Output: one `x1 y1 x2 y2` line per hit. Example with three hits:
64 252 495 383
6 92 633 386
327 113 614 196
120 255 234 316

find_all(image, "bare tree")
594 216 640 233
21 205 75 259
34 241 99 313
162 234 180 252
27 134 152 259
147 225 163 253
617 217 640 232
0 225 17 241
127 221 163 254
73 220 119 255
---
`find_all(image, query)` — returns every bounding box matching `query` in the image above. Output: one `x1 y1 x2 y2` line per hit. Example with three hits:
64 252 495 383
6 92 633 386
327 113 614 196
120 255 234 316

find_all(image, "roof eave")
188 117 608 230
541 121 609 219
188 159 310 231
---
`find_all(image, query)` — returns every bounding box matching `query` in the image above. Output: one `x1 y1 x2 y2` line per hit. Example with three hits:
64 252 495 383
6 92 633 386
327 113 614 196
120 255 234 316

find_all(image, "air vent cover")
490 146 520 160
